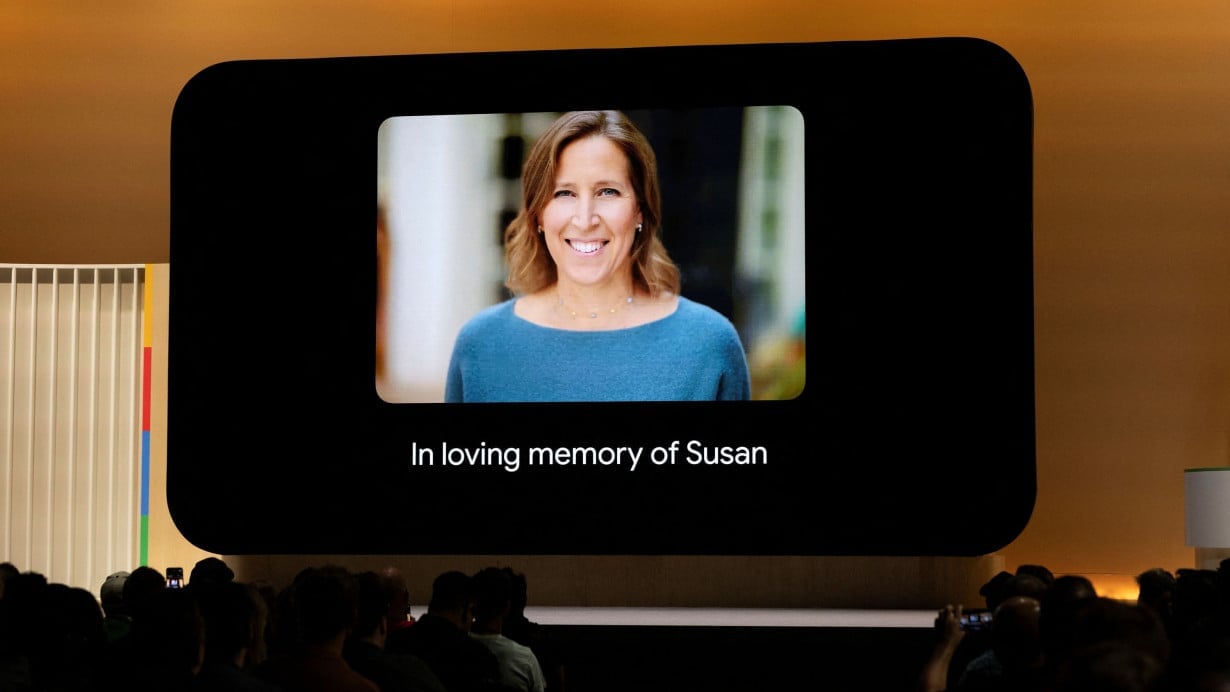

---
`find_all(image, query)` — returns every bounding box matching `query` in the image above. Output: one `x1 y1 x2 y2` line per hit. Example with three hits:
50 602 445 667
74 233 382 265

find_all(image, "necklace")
556 291 635 319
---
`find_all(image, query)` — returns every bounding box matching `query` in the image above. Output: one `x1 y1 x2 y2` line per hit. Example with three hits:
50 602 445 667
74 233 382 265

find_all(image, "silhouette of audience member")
978 571 1015 612
343 570 447 692
1003 574 1048 602
195 579 283 691
191 556 237 590
1136 567 1176 636
1216 558 1230 616
120 565 169 633
1169 629 1230 692
469 567 546 692
919 603 965 692
380 565 417 632
0 577 105 691
954 595 1044 692
215 579 278 676
1014 564 1055 590
386 570 501 692
1047 597 1170 692
948 571 1048 684
102 585 207 692
1170 568 1222 662
246 580 277 672
100 570 132 643
41 583 110 691
0 571 50 690
0 561 18 599
1034 574 1098 688
501 568 566 692
256 565 379 692
922 566 1105 692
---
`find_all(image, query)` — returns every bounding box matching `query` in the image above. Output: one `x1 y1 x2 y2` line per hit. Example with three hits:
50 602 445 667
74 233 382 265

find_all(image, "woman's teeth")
569 240 604 254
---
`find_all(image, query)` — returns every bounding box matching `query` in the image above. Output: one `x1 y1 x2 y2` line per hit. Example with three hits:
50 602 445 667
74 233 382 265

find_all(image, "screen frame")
168 39 1036 557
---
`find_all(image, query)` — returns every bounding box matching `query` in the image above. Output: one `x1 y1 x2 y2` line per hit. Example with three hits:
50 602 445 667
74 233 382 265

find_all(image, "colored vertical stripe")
139 515 148 567
143 265 154 348
141 429 151 515
142 348 152 431
140 427 150 584
139 264 153 565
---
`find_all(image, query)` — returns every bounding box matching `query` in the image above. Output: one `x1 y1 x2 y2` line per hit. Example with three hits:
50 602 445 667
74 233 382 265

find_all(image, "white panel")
0 264 144 594
1185 467 1230 547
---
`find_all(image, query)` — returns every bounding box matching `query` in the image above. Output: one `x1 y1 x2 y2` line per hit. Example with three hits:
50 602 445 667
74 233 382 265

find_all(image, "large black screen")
168 38 1035 556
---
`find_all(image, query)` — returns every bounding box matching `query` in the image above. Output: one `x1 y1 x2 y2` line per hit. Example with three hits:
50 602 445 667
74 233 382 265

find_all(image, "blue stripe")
140 429 151 516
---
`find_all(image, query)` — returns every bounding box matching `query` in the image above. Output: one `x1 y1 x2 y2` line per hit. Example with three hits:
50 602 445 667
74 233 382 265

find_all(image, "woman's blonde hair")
503 110 681 297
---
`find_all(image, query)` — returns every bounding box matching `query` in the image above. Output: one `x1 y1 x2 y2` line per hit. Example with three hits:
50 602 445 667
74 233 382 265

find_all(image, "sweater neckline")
510 295 683 334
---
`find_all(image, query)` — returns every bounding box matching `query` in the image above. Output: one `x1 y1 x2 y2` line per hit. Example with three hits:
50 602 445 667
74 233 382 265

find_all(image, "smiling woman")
444 110 751 403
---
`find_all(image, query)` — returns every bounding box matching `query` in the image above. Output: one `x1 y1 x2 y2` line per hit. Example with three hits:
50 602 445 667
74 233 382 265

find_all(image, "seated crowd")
918 562 1230 691
5 556 1230 691
0 559 563 692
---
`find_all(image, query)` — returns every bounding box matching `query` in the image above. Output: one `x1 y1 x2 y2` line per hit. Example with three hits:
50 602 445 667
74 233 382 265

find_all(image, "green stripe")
139 515 149 566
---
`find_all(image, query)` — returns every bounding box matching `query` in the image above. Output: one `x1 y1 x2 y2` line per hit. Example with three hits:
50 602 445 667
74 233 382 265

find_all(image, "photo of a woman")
376 106 805 404
444 110 751 402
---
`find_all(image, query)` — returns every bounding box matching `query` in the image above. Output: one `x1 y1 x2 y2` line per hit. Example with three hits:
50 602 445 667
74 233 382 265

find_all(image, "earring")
537 226 544 234
635 224 642 233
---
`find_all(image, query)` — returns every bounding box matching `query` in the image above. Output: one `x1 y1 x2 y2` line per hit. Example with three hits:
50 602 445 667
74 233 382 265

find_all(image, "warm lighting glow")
1081 573 1141 602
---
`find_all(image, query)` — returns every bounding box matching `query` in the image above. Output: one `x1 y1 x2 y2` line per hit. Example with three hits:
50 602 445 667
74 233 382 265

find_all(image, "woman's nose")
573 196 599 228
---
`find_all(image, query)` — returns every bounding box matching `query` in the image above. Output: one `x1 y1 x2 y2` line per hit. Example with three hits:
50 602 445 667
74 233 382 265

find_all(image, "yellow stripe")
143 263 154 347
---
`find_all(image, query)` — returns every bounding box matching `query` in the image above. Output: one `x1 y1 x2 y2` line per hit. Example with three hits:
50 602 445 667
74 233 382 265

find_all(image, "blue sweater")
445 297 751 402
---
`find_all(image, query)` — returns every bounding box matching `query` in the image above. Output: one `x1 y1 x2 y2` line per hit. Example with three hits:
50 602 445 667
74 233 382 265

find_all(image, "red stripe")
142 346 152 431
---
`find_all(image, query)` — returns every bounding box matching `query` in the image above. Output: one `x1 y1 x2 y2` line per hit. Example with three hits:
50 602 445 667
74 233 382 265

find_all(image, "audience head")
378 565 411 629
100 570 130 618
504 567 529 618
245 581 274 668
189 556 235 589
47 584 108 654
1015 563 1056 589
130 586 207 681
291 565 359 646
1136 567 1176 617
1169 631 1230 691
979 570 1015 611
982 568 1049 612
7 582 106 691
1039 574 1099 666
123 565 168 624
0 571 50 665
1172 568 1221 645
1004 573 1049 602
1044 574 1098 610
427 570 477 632
352 570 390 641
1050 597 1170 692
53 582 106 630
471 566 514 629
0 561 19 599
990 595 1044 674
196 579 259 666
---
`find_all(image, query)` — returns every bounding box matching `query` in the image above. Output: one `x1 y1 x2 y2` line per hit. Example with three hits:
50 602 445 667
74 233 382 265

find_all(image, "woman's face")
538 135 642 292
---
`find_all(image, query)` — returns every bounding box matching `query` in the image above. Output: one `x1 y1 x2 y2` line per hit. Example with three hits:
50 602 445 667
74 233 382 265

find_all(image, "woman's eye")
598 188 619 197
553 189 574 198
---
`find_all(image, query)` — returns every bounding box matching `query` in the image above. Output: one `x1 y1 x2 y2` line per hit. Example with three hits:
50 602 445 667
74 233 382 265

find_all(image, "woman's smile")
567 239 608 255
